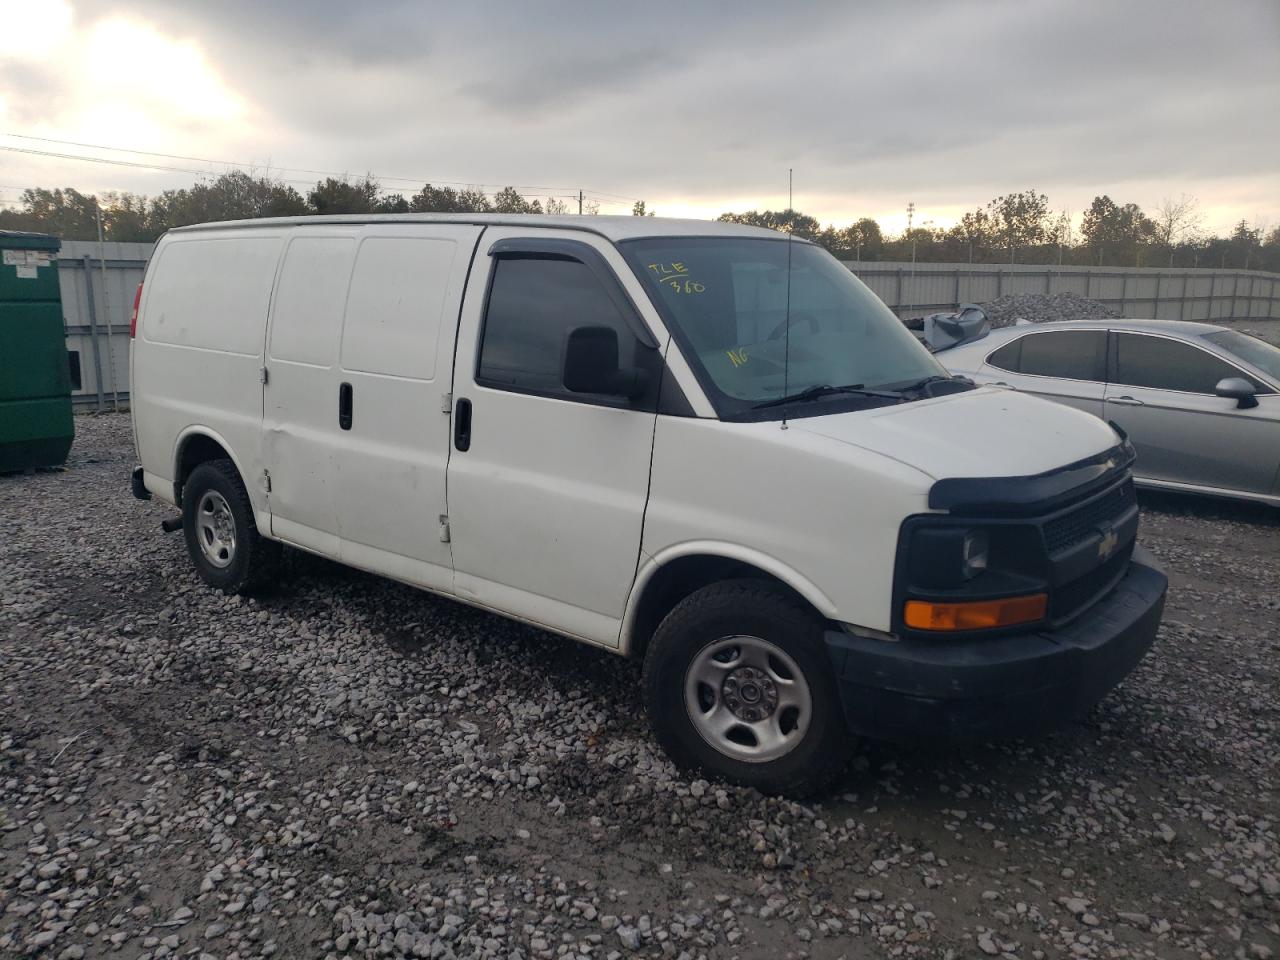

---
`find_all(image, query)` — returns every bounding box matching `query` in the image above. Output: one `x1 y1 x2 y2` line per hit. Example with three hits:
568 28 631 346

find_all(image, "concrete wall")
843 260 1280 321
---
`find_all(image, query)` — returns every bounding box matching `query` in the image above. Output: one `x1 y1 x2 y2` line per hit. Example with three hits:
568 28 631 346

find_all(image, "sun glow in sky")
0 1 1276 235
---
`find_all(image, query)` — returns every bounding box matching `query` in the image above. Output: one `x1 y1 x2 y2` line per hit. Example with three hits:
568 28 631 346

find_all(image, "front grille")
1043 479 1134 555
1050 540 1134 623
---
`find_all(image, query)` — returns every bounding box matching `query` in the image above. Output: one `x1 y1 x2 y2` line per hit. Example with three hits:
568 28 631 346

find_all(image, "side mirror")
562 325 649 400
1214 376 1258 409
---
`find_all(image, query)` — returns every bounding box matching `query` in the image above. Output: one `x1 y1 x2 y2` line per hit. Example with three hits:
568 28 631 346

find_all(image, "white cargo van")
130 215 1167 795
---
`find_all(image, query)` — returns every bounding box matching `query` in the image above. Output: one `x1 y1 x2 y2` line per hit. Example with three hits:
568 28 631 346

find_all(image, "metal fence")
843 260 1280 321
58 240 152 409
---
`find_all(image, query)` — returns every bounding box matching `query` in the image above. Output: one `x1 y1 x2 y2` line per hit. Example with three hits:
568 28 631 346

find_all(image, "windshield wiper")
752 383 904 410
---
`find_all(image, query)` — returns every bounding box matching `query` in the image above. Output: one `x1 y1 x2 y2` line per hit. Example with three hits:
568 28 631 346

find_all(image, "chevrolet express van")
130 215 1167 796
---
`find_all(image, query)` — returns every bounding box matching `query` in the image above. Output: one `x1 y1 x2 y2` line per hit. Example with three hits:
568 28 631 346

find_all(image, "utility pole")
95 202 120 411
578 190 583 215
906 202 916 312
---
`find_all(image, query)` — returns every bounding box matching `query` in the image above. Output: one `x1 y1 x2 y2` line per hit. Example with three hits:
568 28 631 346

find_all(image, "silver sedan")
939 319 1280 506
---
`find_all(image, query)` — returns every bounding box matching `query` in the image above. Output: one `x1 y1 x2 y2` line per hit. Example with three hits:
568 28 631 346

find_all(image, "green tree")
0 187 101 239
1080 195 1155 266
1228 220 1263 270
152 171 307 230
374 194 410 214
842 218 883 260
307 176 381 214
717 209 821 240
409 184 492 213
986 189 1050 263
100 192 156 242
490 186 539 214
946 209 993 263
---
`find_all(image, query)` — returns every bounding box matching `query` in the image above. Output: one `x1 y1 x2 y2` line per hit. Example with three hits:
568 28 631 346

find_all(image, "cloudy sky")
1 0 1277 234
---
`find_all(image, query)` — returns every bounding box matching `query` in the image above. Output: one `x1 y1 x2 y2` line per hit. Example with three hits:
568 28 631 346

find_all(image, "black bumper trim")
131 465 151 501
825 544 1167 740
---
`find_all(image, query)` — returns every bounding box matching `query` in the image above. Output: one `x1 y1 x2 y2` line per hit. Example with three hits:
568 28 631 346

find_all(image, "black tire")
641 580 851 798
181 459 280 595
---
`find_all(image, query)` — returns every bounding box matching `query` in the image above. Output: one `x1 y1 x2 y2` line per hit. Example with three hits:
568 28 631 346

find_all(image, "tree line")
0 171 633 243
2 173 1277 273
721 190 1280 272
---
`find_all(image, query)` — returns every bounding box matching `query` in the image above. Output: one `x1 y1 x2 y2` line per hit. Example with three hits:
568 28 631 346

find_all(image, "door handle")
454 397 472 451
339 382 353 430
1109 395 1144 406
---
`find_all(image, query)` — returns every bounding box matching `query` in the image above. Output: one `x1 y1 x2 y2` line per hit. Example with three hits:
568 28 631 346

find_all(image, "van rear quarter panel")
133 230 286 516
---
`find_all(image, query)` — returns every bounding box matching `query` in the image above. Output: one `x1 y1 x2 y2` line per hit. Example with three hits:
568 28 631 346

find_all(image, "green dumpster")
0 230 74 472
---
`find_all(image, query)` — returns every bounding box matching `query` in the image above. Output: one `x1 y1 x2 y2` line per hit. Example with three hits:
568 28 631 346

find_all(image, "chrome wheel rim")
196 490 236 569
684 635 812 764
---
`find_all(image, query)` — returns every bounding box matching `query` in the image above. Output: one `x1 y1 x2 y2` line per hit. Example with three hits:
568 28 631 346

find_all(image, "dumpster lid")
0 230 61 253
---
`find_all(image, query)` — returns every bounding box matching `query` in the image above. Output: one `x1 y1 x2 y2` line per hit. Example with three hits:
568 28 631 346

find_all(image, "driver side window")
1113 333 1259 394
477 256 642 400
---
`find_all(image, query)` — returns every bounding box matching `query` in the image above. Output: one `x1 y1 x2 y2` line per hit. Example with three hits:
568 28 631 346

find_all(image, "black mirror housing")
1214 376 1258 409
562 325 649 400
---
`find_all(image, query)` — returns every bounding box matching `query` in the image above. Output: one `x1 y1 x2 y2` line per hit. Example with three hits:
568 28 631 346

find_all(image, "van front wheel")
181 459 280 594
642 581 850 797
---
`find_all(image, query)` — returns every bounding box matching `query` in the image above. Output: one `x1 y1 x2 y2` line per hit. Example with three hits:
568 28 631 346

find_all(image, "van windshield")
620 237 945 418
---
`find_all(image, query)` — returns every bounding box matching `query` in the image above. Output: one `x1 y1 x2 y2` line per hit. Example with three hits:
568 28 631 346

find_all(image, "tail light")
130 282 143 338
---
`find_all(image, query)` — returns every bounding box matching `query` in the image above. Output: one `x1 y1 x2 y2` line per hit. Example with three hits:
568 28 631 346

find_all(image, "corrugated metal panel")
56 241 151 408
843 260 1280 320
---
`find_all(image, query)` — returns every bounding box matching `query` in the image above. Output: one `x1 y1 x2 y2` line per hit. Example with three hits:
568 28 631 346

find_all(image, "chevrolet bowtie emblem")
1097 528 1119 561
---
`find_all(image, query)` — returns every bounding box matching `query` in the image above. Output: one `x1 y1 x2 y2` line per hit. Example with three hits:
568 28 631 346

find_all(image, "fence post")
954 267 961 307
1045 270 1052 294
1120 273 1128 317
1230 274 1239 319
895 268 904 311
1180 273 1189 321
996 269 1003 297
81 255 106 412
1152 273 1160 318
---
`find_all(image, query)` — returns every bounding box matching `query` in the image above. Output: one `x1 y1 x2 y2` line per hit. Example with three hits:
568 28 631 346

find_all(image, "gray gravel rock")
979 291 1119 327
1 413 1278 959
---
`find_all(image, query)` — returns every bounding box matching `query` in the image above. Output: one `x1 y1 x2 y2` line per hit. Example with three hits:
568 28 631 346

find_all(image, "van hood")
794 387 1119 481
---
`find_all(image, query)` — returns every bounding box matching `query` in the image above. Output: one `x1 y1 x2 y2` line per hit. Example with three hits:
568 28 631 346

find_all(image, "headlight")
906 526 992 588
961 530 989 580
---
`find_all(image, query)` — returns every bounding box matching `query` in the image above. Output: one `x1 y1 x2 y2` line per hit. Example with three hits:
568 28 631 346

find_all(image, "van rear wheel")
182 459 280 594
642 581 850 798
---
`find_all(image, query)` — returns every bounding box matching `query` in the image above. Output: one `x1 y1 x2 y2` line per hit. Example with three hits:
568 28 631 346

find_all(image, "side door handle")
339 382 353 430
1109 395 1144 406
454 397 472 451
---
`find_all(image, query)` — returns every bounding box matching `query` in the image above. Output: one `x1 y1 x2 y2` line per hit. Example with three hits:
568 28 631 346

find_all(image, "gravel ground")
2 414 1277 960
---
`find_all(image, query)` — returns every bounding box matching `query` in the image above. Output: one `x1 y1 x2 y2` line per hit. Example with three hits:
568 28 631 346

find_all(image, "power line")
1 132 641 202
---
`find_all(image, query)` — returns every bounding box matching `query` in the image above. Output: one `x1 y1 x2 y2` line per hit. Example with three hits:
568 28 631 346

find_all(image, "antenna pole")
782 168 794 430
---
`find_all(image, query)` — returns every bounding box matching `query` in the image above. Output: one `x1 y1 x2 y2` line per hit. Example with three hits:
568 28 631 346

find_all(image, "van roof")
166 214 798 243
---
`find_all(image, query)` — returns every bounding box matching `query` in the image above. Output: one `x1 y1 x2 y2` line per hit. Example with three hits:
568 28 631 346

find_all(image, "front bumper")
825 544 1167 740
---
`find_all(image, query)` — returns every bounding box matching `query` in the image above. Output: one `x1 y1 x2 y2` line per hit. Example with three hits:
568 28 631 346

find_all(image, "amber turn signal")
904 593 1048 631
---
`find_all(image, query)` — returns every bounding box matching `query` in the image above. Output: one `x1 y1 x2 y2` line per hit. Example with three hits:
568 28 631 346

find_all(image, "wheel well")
174 434 232 506
628 555 814 658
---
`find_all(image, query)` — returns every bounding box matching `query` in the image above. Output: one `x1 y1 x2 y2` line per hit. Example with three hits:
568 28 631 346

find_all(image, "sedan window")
1113 333 1259 394
1203 330 1280 386
987 330 1106 381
